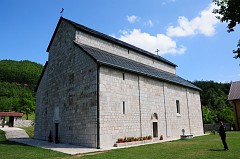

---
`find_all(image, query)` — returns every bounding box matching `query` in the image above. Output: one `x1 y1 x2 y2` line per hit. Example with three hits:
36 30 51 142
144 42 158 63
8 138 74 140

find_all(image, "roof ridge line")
62 17 177 67
75 42 177 76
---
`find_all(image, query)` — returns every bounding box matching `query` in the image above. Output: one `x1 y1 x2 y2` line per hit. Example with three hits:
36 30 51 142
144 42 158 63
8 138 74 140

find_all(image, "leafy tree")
202 106 216 124
0 60 43 90
233 40 240 58
213 0 240 58
217 105 234 122
0 60 43 119
193 81 233 124
18 97 35 120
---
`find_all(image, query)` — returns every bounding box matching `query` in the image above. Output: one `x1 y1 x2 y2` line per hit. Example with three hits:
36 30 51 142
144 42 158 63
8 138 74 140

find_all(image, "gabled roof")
228 81 240 100
75 42 201 91
47 17 177 67
35 61 48 92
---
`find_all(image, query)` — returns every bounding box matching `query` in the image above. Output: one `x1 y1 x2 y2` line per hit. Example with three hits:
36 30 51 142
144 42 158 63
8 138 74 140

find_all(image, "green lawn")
22 113 35 120
0 130 69 159
21 126 34 138
77 132 240 159
0 130 239 159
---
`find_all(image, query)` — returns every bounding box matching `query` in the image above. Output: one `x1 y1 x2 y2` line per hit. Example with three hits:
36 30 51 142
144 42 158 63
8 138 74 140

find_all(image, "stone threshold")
180 134 193 139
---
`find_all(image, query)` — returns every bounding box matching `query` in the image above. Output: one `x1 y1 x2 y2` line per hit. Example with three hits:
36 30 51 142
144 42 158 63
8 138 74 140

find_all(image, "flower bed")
114 136 152 147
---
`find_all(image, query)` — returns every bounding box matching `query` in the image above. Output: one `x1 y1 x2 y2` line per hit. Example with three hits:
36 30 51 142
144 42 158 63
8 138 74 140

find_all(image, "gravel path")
0 127 29 139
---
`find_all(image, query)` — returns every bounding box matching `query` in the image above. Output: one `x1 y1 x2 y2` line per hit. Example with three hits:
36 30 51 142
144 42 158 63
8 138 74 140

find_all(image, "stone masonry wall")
14 119 33 127
163 84 203 138
35 20 98 148
99 66 203 147
99 66 141 147
35 65 49 140
187 89 204 136
139 76 166 138
75 31 176 74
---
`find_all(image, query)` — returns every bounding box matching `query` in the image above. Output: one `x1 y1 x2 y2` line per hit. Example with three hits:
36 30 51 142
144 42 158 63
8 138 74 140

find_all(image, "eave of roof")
47 17 177 67
47 17 63 52
75 42 201 91
0 112 23 117
35 61 48 92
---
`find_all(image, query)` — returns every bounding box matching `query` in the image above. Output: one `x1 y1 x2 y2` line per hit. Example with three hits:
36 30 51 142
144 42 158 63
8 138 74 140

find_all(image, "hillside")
0 60 43 119
193 81 233 124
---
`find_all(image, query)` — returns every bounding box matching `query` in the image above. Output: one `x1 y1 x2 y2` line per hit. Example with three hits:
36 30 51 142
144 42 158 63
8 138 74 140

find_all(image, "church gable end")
35 18 99 147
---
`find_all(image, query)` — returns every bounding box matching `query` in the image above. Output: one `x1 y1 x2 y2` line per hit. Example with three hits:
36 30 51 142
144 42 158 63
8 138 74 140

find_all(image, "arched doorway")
151 113 158 138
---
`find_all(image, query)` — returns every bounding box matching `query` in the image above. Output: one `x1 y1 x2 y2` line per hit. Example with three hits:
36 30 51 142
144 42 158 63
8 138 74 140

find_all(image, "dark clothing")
219 124 228 150
220 136 228 150
219 125 226 137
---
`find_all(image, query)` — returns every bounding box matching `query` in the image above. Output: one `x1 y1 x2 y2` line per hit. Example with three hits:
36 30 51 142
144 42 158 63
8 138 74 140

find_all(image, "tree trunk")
26 111 29 120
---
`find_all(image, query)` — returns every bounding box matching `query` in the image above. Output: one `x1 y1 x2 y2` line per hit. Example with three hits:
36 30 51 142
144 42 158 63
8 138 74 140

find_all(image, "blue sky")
1 0 239 82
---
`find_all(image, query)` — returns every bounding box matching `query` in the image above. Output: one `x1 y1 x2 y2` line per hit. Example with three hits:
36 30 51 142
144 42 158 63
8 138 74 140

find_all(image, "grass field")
0 130 239 159
0 130 69 159
21 126 34 138
22 113 35 120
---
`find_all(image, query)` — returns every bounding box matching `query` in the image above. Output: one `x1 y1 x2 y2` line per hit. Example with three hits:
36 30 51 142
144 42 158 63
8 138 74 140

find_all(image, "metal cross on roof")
60 8 64 17
155 49 160 56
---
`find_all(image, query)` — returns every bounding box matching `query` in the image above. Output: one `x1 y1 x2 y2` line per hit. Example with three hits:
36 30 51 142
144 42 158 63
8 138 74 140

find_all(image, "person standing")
218 121 229 150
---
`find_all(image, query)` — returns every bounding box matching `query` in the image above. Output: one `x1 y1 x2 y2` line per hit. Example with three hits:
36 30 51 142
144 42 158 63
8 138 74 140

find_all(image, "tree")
202 106 216 124
18 93 35 120
193 81 232 124
0 60 43 119
213 0 240 58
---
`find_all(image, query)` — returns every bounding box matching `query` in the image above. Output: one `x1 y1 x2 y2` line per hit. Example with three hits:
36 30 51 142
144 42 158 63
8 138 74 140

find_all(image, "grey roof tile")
228 81 240 100
62 17 177 67
76 43 200 91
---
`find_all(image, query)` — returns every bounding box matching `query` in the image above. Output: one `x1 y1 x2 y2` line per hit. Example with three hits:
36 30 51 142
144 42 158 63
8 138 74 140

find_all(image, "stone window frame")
123 101 125 114
176 100 180 115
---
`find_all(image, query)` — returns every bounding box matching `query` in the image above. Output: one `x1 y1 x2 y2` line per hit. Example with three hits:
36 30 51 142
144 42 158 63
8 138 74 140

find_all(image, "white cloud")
162 0 176 5
118 29 186 55
126 15 140 23
166 3 219 37
126 15 154 28
144 20 154 27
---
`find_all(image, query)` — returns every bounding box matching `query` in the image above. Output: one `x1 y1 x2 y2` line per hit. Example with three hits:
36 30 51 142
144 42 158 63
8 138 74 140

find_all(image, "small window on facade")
123 73 125 80
69 73 74 84
123 101 125 114
176 100 180 114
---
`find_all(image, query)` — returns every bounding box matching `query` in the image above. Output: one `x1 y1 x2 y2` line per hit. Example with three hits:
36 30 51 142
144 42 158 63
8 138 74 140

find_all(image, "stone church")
34 17 204 148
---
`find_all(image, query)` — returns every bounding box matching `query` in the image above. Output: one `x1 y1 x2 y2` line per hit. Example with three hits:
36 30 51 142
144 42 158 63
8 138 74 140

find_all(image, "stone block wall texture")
75 31 176 74
99 66 204 147
35 20 98 147
35 18 203 148
99 66 141 147
14 119 33 127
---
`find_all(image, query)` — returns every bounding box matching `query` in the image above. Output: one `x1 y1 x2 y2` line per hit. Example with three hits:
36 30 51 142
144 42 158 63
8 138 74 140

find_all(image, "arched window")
151 113 158 120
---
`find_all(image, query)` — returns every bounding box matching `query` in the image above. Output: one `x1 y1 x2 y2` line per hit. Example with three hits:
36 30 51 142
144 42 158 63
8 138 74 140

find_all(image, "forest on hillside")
0 60 234 123
193 81 233 124
0 60 43 119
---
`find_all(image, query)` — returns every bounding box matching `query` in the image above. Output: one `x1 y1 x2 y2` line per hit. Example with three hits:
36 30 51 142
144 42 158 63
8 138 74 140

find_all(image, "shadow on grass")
208 149 225 151
0 140 32 147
